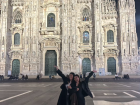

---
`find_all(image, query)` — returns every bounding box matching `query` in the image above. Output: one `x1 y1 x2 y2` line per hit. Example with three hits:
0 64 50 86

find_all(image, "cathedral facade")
0 0 139 76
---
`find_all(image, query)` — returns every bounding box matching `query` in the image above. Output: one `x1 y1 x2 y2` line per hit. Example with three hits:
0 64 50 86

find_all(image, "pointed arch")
81 5 90 21
82 8 90 21
14 8 22 24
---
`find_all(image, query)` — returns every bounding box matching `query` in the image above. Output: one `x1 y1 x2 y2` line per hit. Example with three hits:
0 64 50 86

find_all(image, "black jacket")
81 71 93 98
69 72 93 105
70 71 93 98
56 70 75 105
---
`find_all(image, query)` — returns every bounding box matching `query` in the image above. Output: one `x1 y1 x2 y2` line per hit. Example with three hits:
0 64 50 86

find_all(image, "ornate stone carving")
8 50 23 59
11 0 24 6
10 26 24 34
78 49 94 59
101 0 117 19
102 23 117 31
104 49 119 56
41 2 61 8
77 0 92 3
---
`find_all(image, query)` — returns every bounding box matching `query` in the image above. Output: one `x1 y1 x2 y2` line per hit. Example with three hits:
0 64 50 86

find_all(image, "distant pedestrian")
80 74 82 79
52 75 55 79
115 73 118 80
39 73 42 79
83 73 86 78
22 75 25 80
36 75 40 80
25 75 28 80
49 75 52 79
15 75 19 80
0 75 4 80
2 75 4 80
126 74 130 79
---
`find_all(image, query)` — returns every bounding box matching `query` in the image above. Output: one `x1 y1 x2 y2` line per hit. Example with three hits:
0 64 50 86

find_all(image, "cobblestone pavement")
0 82 140 105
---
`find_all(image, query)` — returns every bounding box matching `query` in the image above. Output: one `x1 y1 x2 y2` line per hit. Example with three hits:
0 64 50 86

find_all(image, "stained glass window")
83 8 89 21
107 30 114 42
15 11 22 23
83 31 89 43
14 33 20 45
47 13 55 27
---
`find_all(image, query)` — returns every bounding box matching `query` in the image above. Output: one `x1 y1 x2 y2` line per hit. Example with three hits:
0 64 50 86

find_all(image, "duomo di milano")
0 0 140 76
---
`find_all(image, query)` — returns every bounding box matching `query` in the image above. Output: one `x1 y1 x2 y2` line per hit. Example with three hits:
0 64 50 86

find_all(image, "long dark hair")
74 74 81 83
69 72 75 82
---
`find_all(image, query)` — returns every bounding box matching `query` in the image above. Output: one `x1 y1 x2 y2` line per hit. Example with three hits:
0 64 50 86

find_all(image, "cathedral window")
83 31 89 43
47 13 55 27
14 11 22 23
14 33 20 45
82 8 89 21
107 30 114 42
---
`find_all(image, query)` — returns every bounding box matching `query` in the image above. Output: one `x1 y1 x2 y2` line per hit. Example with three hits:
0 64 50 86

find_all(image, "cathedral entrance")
82 58 91 75
45 50 57 76
12 59 20 76
107 57 116 75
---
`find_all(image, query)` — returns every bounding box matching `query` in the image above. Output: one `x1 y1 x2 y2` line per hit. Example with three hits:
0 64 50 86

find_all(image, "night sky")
135 0 140 47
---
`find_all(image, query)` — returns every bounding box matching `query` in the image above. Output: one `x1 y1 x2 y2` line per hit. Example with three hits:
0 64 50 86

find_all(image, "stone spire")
128 0 135 8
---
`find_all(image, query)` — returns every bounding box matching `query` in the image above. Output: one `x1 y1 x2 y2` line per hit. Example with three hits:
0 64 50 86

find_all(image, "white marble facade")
0 0 139 76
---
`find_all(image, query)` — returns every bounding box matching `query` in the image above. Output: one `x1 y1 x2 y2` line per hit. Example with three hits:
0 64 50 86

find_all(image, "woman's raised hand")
54 66 59 70
93 70 97 73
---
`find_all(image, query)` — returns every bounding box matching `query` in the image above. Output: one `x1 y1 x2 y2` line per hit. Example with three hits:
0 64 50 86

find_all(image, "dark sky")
135 0 140 47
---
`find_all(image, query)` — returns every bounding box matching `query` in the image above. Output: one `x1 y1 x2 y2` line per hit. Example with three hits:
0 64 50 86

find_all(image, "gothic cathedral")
0 0 139 76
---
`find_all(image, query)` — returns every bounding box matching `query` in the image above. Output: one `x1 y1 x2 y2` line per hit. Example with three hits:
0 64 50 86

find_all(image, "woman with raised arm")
54 66 76 105
70 70 97 105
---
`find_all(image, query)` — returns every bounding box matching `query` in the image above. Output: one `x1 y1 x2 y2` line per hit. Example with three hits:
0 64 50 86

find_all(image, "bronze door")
12 59 20 76
45 50 57 76
82 58 91 75
107 57 116 75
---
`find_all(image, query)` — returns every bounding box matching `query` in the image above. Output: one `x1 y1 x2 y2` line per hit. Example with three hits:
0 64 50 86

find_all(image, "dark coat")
70 71 94 105
56 70 75 105
81 71 93 98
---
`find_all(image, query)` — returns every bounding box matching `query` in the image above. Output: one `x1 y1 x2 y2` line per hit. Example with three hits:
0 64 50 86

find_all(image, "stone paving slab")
93 100 140 105
2 75 140 79
0 82 140 105
0 78 140 83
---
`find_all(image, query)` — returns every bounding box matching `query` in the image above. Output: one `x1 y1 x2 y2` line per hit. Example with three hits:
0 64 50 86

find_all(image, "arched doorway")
82 58 91 75
107 57 116 75
45 50 57 76
12 59 20 76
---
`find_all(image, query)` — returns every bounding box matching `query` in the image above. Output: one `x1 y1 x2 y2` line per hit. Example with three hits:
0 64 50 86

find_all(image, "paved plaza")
0 82 140 105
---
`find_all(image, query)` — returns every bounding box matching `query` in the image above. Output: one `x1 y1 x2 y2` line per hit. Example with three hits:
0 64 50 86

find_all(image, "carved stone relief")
104 49 119 56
